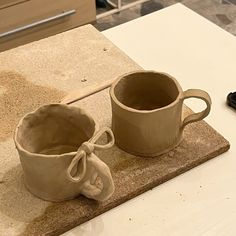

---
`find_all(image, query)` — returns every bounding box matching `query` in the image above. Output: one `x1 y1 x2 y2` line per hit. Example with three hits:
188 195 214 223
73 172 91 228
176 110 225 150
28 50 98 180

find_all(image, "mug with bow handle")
14 104 115 202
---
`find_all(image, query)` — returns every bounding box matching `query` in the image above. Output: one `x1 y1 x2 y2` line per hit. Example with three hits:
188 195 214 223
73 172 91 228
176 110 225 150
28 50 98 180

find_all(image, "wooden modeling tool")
60 79 114 105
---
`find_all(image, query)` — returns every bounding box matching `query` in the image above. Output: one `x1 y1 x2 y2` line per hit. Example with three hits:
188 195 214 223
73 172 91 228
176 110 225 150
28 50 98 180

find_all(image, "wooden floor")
94 0 236 36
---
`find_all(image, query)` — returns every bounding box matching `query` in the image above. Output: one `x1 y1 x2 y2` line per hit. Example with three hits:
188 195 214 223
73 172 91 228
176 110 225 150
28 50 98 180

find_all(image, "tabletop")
64 3 236 236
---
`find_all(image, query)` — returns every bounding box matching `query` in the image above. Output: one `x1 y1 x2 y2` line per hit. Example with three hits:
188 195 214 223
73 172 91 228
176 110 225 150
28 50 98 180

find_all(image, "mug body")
14 104 99 201
110 71 184 157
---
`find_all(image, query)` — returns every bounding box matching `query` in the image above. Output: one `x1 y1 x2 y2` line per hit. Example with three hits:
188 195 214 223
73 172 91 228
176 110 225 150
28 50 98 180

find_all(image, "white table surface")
64 3 236 236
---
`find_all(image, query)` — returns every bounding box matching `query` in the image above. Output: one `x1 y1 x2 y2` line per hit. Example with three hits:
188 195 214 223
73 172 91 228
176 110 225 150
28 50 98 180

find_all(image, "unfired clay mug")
110 71 211 157
14 104 115 202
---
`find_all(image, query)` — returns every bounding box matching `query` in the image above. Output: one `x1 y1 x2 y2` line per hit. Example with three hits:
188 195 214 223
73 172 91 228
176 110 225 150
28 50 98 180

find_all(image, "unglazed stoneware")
110 71 212 157
14 104 115 202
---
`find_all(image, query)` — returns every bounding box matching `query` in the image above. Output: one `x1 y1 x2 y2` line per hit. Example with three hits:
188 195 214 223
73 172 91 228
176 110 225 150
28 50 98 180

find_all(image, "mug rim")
110 70 183 113
14 103 99 158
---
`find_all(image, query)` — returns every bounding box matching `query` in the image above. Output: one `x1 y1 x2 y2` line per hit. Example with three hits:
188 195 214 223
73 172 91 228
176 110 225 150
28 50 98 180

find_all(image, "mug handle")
80 153 115 202
181 89 211 129
66 127 115 201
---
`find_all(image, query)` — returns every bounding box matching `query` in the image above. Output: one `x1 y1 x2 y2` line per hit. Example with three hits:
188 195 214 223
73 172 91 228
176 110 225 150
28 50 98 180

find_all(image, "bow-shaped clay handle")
66 127 115 201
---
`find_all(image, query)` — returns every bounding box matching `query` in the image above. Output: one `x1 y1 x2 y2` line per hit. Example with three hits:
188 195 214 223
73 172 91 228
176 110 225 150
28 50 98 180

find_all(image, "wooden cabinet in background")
0 0 96 52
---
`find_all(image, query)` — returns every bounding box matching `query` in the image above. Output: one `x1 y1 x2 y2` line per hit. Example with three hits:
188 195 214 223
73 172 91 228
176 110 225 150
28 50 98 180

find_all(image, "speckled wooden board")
0 24 229 236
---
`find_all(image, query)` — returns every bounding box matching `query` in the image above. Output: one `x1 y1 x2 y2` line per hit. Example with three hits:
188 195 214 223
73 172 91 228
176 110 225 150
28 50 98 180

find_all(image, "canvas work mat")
0 24 229 236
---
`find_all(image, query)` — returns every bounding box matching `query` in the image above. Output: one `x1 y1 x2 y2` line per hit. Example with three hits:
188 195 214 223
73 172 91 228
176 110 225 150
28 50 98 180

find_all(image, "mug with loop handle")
181 89 211 129
110 70 212 157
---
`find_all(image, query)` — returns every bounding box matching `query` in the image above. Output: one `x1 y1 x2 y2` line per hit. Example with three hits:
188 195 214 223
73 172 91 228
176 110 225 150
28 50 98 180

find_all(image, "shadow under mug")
14 104 115 202
110 71 211 157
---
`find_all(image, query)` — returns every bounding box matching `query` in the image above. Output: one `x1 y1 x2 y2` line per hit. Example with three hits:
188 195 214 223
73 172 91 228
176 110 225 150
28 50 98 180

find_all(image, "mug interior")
113 72 180 110
16 104 96 155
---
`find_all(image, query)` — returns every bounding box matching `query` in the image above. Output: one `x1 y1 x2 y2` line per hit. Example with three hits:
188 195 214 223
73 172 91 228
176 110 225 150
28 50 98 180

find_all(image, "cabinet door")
0 0 96 52
0 0 28 9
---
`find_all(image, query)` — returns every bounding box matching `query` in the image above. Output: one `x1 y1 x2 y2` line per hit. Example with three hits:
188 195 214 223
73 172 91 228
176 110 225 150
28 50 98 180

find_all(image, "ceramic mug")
110 70 211 157
14 104 115 202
